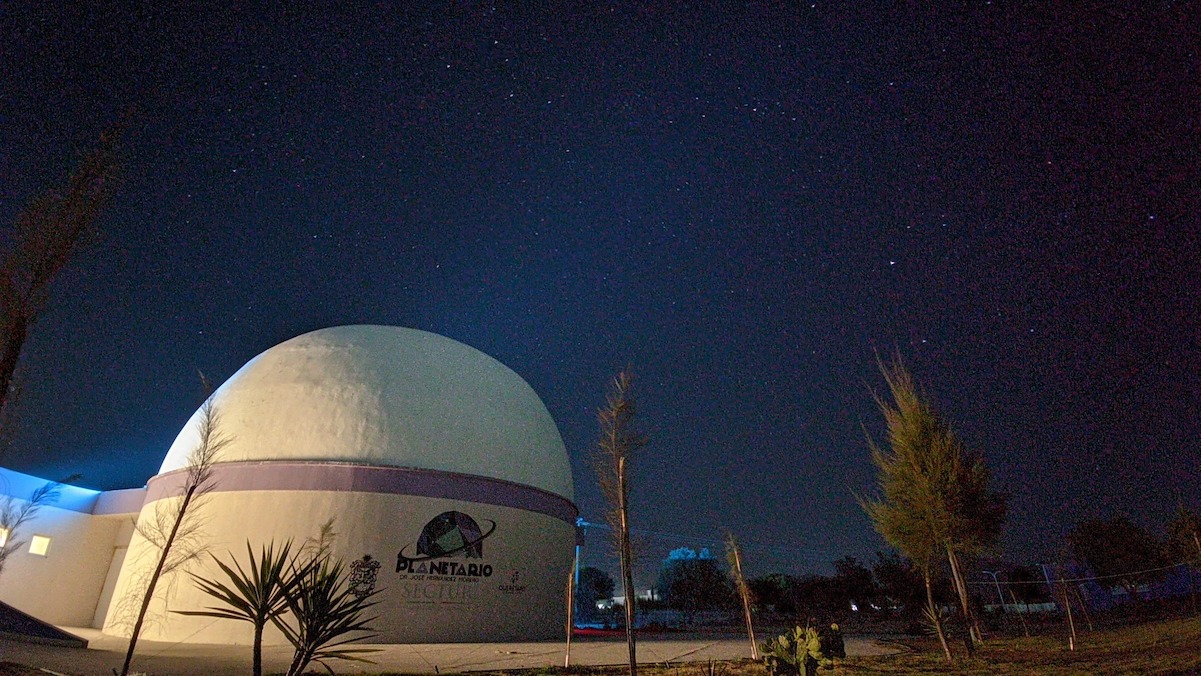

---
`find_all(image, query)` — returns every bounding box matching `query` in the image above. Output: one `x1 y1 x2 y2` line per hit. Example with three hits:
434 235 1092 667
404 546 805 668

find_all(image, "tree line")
588 355 1201 670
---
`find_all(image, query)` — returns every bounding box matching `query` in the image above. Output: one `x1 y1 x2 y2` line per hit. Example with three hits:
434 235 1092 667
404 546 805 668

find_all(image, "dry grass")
3 617 1196 675
841 617 1201 674
469 662 766 676
468 617 1201 676
846 616 1199 675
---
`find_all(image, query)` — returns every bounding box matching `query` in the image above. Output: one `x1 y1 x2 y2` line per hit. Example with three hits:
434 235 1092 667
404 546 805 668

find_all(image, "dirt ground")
0 629 897 675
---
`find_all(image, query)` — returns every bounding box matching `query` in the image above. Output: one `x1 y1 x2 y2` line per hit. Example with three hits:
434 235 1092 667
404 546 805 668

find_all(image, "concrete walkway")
0 628 899 675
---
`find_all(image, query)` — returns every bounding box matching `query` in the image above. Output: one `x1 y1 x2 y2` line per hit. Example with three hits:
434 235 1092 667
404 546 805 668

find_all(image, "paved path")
0 628 899 675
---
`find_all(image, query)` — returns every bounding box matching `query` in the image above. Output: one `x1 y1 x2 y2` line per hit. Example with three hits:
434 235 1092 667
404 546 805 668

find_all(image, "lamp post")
981 570 1006 612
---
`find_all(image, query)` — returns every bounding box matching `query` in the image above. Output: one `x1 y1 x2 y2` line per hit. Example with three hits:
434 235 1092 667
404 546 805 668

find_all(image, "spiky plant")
761 624 828 676
276 556 380 676
177 540 309 676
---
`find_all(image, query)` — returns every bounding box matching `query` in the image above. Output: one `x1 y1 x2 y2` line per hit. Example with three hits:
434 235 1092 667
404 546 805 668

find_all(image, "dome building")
0 325 577 645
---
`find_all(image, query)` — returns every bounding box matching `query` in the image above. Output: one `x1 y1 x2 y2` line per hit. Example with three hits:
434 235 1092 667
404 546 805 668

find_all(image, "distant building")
0 325 577 644
597 588 662 610
666 546 714 561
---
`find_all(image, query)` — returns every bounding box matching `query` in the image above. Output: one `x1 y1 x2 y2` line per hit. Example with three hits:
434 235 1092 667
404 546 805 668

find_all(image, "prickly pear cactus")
761 625 829 676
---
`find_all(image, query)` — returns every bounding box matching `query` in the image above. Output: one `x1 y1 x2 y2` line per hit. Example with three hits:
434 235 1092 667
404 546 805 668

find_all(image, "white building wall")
0 468 143 628
103 489 575 644
0 505 128 626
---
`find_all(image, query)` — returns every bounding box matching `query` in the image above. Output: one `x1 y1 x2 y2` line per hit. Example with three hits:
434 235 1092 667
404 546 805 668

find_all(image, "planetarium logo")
395 511 496 578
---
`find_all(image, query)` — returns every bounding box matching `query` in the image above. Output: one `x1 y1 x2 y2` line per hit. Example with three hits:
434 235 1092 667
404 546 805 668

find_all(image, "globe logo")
397 511 497 567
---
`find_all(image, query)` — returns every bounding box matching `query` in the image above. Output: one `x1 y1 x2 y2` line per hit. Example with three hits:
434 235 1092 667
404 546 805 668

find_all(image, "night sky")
1 3 1198 580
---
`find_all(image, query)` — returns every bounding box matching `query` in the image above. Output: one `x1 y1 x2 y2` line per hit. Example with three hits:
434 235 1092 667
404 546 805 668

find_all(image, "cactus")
761 624 830 676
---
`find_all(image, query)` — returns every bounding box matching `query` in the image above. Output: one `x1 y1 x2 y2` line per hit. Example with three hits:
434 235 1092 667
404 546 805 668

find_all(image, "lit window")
29 535 51 556
0 527 8 547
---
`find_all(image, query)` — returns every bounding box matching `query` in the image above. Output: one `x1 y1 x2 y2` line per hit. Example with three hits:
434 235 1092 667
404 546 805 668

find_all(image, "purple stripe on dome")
145 461 578 525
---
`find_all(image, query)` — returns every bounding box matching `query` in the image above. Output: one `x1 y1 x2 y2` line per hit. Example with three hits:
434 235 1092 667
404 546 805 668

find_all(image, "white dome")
159 325 573 500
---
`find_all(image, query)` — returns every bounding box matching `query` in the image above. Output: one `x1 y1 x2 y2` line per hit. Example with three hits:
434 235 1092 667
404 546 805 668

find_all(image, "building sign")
394 511 498 604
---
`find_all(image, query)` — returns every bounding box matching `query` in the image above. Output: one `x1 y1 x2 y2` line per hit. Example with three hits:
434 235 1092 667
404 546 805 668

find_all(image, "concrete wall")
0 504 129 627
0 468 143 628
103 488 575 644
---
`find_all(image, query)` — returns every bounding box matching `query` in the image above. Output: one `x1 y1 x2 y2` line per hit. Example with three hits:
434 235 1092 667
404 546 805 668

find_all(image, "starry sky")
1 3 1198 580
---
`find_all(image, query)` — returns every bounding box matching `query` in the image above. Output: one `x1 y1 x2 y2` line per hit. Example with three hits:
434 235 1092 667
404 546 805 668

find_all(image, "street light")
981 570 1006 612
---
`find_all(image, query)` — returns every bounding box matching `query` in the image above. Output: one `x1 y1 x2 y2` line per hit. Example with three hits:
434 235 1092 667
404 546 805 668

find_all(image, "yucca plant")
276 556 380 676
178 540 309 676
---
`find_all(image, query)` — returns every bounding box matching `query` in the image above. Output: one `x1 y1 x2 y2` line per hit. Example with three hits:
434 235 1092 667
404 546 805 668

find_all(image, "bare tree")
594 369 646 676
725 532 758 660
1052 561 1078 651
119 397 228 676
0 129 120 450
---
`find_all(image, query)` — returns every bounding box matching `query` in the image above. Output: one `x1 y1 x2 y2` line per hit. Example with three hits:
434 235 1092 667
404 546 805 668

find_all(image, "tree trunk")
730 539 758 659
1192 531 1201 616
1188 562 1197 617
565 550 576 668
287 648 308 676
0 314 28 419
618 456 637 676
252 621 264 676
1059 577 1076 651
120 486 196 676
945 545 979 650
1072 585 1094 631
1007 589 1030 637
925 571 952 662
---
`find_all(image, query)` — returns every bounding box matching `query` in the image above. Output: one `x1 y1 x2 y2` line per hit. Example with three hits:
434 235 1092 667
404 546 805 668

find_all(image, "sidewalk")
0 629 899 675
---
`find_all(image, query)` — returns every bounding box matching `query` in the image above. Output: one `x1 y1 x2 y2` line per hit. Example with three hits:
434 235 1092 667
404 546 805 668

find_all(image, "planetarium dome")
158 325 572 500
108 325 578 644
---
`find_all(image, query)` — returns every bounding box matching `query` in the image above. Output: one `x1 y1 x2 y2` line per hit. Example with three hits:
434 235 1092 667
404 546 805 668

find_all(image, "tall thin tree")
872 356 1003 648
564 548 577 668
119 396 228 676
725 532 758 660
594 369 646 676
861 447 953 662
0 129 120 448
862 357 996 660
